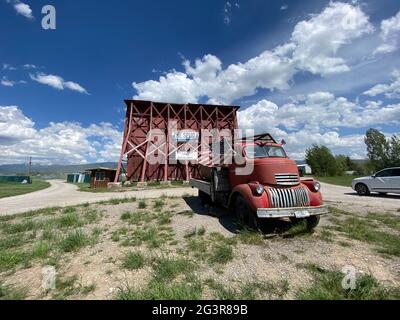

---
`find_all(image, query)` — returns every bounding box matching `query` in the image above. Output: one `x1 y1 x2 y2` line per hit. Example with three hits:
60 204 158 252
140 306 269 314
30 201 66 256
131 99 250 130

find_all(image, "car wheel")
355 183 370 196
235 195 259 230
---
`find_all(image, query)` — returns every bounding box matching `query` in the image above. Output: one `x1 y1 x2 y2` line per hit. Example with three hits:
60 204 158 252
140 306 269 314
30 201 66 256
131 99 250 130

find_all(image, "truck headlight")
314 182 321 192
255 185 264 195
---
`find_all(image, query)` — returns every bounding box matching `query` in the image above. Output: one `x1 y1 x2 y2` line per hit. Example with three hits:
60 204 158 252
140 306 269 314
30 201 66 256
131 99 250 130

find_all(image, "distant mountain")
0 162 118 175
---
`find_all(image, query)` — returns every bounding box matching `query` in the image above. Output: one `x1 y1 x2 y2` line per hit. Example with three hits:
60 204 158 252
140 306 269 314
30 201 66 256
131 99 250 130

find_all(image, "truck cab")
190 133 327 230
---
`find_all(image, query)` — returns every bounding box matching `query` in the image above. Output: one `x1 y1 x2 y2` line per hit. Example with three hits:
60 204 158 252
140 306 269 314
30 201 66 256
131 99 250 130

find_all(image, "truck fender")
228 184 270 212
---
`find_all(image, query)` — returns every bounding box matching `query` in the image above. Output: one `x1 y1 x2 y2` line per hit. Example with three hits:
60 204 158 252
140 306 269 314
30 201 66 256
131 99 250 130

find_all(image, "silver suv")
352 167 400 196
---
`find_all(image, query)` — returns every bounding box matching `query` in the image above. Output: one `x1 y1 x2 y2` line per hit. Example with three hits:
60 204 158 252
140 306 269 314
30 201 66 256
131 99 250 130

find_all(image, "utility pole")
28 157 32 183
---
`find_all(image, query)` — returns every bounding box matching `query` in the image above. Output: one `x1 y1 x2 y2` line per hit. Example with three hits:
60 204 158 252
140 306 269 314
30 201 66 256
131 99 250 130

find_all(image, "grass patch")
122 252 145 270
0 283 27 300
32 241 51 259
153 200 165 210
206 279 289 300
0 250 31 271
138 200 147 209
116 278 202 300
0 180 50 199
297 266 400 300
56 212 83 229
285 220 311 237
330 215 400 257
237 228 264 245
122 226 173 248
0 235 26 250
59 230 89 252
152 256 194 283
209 243 233 265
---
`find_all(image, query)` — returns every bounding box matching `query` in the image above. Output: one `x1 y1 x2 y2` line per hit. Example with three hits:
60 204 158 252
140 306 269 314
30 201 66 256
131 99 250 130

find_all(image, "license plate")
295 210 310 218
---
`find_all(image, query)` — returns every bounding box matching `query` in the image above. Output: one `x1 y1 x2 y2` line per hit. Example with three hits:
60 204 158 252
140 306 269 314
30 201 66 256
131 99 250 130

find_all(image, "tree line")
305 129 400 177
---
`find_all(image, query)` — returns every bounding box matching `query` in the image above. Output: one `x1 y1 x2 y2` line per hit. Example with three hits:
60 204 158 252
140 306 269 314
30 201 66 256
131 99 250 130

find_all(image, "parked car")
352 167 400 196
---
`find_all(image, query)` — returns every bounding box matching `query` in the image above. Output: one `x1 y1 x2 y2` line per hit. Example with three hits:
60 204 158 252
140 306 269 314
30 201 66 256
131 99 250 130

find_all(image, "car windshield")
245 145 286 159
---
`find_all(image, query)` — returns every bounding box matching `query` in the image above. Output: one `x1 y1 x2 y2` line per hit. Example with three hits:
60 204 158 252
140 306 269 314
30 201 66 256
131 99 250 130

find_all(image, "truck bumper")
257 205 328 219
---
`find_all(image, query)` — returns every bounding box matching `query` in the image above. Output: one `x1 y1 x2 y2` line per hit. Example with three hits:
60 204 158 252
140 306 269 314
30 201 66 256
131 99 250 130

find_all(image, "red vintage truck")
190 133 327 230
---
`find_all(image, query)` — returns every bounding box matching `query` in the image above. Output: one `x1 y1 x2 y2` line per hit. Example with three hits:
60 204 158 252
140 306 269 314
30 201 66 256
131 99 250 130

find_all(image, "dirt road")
0 180 197 216
320 182 400 214
0 180 398 217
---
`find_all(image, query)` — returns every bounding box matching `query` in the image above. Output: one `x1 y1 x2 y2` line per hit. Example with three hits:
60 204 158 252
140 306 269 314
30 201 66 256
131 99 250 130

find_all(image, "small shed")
67 173 91 184
86 167 117 189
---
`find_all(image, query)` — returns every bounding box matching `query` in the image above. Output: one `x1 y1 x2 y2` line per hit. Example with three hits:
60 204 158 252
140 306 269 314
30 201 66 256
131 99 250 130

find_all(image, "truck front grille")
275 173 300 186
268 187 310 208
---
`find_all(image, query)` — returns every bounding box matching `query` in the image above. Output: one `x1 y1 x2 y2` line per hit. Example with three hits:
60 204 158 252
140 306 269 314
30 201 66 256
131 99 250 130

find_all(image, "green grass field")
0 179 51 199
315 176 361 187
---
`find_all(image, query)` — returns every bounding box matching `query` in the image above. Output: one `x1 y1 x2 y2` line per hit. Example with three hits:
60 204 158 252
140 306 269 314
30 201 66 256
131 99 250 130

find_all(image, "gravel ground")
1 195 399 300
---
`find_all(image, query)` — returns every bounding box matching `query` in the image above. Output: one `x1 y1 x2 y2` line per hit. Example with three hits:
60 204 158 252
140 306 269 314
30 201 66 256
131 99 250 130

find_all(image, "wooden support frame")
115 100 239 183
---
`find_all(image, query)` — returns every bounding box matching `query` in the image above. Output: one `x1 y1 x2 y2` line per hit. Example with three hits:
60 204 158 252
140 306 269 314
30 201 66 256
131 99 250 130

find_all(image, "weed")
32 242 51 259
0 250 30 271
154 200 165 210
60 230 88 252
122 252 145 270
152 256 194 283
0 283 27 300
209 244 233 265
237 228 263 245
138 200 147 209
116 278 202 300
297 267 400 300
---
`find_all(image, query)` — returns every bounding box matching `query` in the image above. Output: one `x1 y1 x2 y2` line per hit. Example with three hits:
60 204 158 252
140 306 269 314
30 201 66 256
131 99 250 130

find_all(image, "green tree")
388 134 400 167
306 145 340 177
364 129 400 170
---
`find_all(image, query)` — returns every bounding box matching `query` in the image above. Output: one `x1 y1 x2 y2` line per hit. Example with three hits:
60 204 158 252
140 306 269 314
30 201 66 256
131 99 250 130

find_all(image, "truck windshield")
245 145 286 159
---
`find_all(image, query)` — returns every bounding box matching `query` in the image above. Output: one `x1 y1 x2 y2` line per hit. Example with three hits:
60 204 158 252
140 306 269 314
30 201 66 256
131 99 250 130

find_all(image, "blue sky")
0 0 399 164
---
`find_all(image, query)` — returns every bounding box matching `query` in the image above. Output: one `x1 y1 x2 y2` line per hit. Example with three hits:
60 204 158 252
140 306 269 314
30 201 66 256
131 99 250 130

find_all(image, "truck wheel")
306 216 320 231
199 191 212 206
235 195 259 230
355 183 370 196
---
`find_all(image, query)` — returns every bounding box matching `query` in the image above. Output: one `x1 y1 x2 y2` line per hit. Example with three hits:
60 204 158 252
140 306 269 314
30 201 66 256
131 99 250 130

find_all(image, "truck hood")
252 158 300 186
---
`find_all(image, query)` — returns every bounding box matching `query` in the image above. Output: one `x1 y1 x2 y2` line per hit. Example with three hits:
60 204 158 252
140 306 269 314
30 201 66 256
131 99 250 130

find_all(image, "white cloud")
280 5 288 11
290 2 373 75
23 64 38 69
237 92 400 159
2 63 17 71
375 11 400 54
133 2 373 104
0 106 122 165
7 1 34 20
0 77 26 87
30 73 89 94
363 69 400 98
1 77 15 87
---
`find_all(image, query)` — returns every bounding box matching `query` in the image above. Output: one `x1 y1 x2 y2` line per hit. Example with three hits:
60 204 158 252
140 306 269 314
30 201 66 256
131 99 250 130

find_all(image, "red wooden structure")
115 100 239 183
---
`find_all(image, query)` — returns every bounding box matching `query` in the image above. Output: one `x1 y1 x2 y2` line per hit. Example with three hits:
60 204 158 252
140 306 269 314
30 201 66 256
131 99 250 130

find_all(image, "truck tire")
355 183 370 196
290 216 320 231
306 216 320 231
234 195 259 230
199 190 212 206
